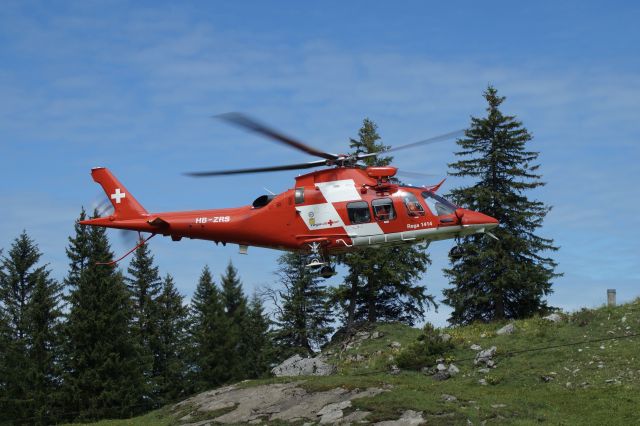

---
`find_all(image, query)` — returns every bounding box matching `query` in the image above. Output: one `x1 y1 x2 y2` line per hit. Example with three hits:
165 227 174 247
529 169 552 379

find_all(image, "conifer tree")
337 119 433 327
190 266 232 390
62 213 146 421
219 261 248 381
0 299 10 423
243 294 272 378
65 207 90 289
0 232 62 424
272 252 333 356
154 274 189 404
125 243 162 395
443 86 561 324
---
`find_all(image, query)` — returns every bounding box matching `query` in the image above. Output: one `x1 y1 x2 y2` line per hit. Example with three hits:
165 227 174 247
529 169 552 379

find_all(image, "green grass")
73 299 640 425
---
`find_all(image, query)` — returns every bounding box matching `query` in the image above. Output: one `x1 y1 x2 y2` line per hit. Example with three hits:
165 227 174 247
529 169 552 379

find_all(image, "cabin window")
403 192 425 217
421 191 457 216
372 198 396 221
294 187 305 204
347 201 371 224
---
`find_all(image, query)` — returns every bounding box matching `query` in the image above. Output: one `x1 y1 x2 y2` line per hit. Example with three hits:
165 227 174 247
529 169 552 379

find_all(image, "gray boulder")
474 346 497 367
543 313 562 323
271 354 336 377
496 323 516 335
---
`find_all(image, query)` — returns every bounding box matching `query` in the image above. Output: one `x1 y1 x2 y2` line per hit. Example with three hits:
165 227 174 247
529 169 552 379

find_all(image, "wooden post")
607 289 616 307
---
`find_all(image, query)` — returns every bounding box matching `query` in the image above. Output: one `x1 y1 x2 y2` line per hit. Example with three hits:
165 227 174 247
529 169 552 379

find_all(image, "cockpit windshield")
421 191 458 216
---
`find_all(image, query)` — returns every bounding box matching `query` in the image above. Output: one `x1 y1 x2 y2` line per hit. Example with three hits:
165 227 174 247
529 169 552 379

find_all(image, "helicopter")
81 113 498 278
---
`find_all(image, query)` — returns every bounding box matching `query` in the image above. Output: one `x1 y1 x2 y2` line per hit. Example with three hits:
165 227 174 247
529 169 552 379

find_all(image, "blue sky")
1 1 639 326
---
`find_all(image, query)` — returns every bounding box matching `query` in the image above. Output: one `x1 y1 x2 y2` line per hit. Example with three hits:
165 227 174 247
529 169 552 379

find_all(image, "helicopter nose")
457 209 499 228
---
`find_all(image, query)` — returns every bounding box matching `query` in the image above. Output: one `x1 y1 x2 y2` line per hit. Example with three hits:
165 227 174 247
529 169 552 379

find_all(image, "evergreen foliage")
243 294 273 378
62 212 146 421
190 266 233 390
219 261 249 381
125 243 163 397
154 274 189 404
272 252 333 356
443 86 561 324
0 232 62 424
337 118 433 327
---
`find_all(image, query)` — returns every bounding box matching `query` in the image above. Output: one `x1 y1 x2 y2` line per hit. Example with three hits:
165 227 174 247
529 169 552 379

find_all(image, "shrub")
396 323 455 370
571 308 595 327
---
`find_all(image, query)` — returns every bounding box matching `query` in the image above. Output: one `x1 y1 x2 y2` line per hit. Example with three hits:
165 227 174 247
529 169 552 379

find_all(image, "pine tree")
0 232 62 424
219 261 248 381
337 119 433 327
190 266 232 390
125 243 162 397
0 296 10 423
65 207 90 289
154 274 189 404
443 86 561 324
243 294 272 378
272 252 333 357
62 213 146 421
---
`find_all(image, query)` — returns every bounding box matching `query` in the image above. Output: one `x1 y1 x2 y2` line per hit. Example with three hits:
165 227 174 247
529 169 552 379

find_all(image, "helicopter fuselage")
81 166 498 257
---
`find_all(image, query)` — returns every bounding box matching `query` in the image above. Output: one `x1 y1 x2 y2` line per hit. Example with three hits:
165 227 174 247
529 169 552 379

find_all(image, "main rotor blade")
357 129 465 160
184 159 328 177
396 170 439 179
217 112 339 161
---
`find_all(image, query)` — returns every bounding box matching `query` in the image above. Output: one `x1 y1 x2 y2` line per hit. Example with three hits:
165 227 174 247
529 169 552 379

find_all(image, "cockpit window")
403 192 425 217
421 191 457 216
372 198 396 221
347 201 371 224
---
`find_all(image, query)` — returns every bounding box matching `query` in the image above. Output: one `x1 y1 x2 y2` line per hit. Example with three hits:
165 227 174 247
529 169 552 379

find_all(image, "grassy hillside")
73 299 640 425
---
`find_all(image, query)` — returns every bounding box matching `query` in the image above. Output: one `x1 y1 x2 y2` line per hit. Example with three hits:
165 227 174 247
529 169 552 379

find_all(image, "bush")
396 323 455 370
571 308 595 327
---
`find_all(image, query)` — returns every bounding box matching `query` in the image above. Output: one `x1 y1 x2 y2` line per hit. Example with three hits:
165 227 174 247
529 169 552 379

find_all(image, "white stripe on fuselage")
296 179 383 235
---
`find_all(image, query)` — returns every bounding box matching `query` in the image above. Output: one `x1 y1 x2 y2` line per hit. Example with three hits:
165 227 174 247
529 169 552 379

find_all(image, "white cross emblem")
111 188 126 204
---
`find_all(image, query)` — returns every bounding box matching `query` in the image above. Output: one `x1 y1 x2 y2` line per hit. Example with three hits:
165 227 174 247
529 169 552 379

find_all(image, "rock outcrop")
271 354 336 377
174 382 386 425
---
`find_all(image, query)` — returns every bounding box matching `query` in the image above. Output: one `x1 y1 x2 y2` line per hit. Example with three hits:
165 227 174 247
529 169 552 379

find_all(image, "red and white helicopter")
82 114 498 277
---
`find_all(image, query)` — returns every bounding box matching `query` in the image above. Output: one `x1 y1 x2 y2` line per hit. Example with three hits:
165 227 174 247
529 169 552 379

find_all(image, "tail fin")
90 167 148 219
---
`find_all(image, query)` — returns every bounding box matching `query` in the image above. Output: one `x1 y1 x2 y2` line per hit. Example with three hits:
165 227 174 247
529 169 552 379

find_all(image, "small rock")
543 313 562 323
441 393 458 402
480 332 487 338
478 378 487 386
541 375 554 382
433 370 451 381
371 331 383 339
448 364 460 375
435 357 444 363
478 368 490 373
474 346 497 367
486 360 496 368
374 410 425 426
440 333 452 342
318 400 351 424
389 364 401 375
470 344 482 351
389 341 402 349
496 323 516 335
621 316 627 323
356 331 371 340
436 363 447 371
